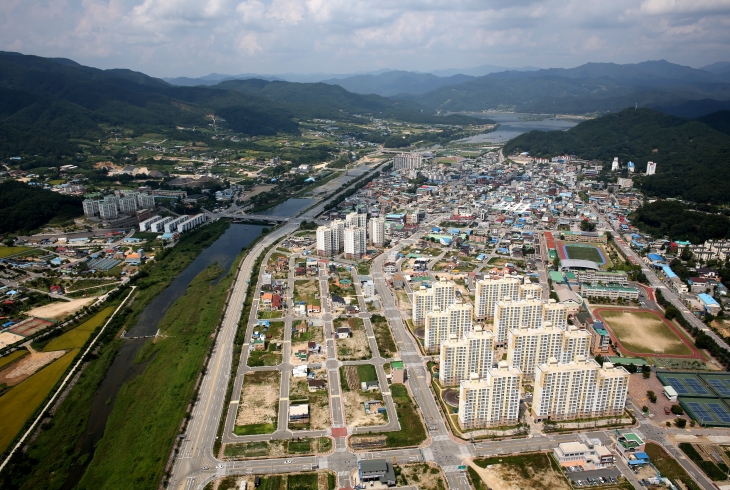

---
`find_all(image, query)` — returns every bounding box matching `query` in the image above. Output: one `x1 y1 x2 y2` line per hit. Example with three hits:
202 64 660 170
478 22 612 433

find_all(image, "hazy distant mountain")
701 62 730 75
164 69 395 86
404 60 730 113
321 70 476 96
652 98 730 118
430 64 540 77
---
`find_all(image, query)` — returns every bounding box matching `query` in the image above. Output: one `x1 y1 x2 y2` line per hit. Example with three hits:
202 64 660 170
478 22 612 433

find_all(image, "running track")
592 308 703 359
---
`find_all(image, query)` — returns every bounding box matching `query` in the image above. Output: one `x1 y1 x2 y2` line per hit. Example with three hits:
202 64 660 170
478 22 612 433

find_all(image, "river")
454 112 580 144
62 223 267 488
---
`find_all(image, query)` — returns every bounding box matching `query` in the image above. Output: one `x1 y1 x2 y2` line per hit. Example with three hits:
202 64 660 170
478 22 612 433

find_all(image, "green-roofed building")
549 271 565 283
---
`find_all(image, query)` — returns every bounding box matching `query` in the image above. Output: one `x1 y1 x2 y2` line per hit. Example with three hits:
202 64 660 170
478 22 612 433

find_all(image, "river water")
454 112 580 144
256 197 316 217
62 223 266 488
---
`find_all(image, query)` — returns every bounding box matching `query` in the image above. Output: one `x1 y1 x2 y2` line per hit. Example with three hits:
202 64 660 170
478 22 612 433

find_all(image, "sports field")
562 243 607 266
597 309 695 357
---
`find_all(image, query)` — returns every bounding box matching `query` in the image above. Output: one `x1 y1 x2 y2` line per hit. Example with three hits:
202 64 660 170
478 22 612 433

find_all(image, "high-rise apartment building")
343 227 367 259
82 199 100 217
439 326 494 386
532 356 629 422
423 303 473 352
393 152 423 171
507 322 565 376
492 297 544 345
646 161 657 176
345 212 368 229
412 278 457 326
474 277 521 321
458 362 522 429
542 300 569 329
118 196 138 214
369 217 385 247
316 225 340 256
99 200 119 220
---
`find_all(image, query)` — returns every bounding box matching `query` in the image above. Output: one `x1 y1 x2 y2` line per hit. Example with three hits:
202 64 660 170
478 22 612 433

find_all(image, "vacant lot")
385 384 427 448
645 442 702 490
235 371 280 435
395 464 447 490
598 310 693 356
335 317 371 360
222 437 332 460
289 376 330 431
27 296 96 321
294 279 321 307
371 315 398 358
343 390 386 427
471 453 569 490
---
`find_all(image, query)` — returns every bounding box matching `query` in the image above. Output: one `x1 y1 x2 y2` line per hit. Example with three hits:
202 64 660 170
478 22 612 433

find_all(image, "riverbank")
0 220 237 490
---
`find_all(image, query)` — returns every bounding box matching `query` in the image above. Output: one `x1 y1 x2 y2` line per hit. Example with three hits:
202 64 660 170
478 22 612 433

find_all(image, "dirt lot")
335 318 371 360
0 332 24 348
469 454 570 490
395 464 447 490
343 390 385 427
289 376 330 430
236 371 280 426
27 297 96 321
598 310 693 356
0 346 66 386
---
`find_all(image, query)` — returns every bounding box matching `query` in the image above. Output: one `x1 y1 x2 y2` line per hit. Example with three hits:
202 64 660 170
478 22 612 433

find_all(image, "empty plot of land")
470 453 570 490
371 315 398 358
395 464 447 490
343 390 385 427
335 318 371 360
294 280 321 306
235 371 280 435
27 297 96 321
598 310 693 356
0 332 25 349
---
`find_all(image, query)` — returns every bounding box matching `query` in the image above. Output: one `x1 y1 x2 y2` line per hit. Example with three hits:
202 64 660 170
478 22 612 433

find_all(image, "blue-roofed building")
662 266 677 278
590 321 611 353
647 253 664 262
698 293 721 315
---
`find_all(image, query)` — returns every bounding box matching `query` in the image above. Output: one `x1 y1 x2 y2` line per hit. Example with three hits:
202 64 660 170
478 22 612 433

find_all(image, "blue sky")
2 0 730 77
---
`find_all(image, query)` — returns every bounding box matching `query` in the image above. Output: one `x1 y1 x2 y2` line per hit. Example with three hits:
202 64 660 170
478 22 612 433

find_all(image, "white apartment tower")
369 217 385 247
412 278 457 326
345 212 368 229
316 225 340 257
393 152 423 171
458 362 523 430
492 297 544 345
542 300 569 329
439 326 494 386
82 199 100 217
507 322 565 376
474 277 542 321
532 356 629 422
423 303 473 352
646 161 657 176
343 227 367 260
611 157 619 172
98 201 119 220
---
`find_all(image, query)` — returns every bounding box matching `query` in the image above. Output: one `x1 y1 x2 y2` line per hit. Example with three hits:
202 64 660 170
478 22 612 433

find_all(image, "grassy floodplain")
0 220 232 490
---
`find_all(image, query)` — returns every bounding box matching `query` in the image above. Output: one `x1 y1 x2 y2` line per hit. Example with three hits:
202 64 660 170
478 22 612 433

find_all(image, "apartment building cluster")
83 191 155 220
139 214 206 234
415 276 629 430
393 152 423 172
316 212 385 259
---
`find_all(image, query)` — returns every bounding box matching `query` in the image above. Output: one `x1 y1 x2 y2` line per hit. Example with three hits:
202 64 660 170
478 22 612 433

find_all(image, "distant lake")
454 113 580 144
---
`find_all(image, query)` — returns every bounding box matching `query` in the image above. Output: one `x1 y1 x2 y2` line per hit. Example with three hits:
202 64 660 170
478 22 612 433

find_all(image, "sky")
1 0 730 78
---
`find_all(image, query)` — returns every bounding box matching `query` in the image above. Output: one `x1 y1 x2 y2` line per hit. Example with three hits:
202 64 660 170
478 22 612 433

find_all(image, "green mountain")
503 108 730 204
403 60 730 114
0 180 83 234
0 51 482 160
213 79 486 125
696 110 730 136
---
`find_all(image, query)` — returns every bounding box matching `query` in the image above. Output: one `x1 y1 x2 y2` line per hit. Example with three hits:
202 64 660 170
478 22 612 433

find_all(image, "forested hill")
0 51 481 159
503 108 730 204
0 180 83 234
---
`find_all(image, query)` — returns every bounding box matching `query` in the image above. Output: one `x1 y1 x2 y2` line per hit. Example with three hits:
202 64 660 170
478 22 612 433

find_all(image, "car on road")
215 464 224 469
284 460 292 464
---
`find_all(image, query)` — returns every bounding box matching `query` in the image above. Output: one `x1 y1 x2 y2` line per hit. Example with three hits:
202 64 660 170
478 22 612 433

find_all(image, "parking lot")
567 467 622 486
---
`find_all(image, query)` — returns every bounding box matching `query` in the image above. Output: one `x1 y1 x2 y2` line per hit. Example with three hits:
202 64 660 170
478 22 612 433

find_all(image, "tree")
681 246 693 261
675 418 687 428
642 405 649 412
671 404 685 415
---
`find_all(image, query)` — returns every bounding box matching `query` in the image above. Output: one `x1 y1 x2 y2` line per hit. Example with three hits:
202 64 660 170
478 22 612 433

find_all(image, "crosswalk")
432 434 450 441
441 465 464 474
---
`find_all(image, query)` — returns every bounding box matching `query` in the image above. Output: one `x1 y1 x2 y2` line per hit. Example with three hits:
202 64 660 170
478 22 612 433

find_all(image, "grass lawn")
0 350 27 369
247 348 283 367
644 442 702 490
0 246 33 258
44 306 114 351
131 231 159 241
385 384 427 448
287 473 318 490
357 364 378 383
357 261 371 276
258 310 285 319
600 310 692 356
233 422 278 436
287 440 312 453
564 244 605 263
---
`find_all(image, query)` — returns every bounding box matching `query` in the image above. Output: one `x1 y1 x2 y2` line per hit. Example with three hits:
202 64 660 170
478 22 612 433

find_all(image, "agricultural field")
294 279 321 307
0 246 34 258
597 309 694 356
334 317 371 360
289 375 330 431
235 371 281 435
470 453 569 490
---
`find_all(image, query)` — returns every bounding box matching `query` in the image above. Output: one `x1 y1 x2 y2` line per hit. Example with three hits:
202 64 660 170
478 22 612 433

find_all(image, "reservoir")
455 112 580 144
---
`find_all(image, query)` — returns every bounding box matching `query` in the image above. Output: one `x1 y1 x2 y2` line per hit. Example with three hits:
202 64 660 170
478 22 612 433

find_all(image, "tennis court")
699 373 730 398
656 372 713 397
680 397 730 427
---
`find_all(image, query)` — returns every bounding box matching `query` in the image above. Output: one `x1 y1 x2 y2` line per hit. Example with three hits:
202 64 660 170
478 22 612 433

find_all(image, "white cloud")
0 0 728 76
